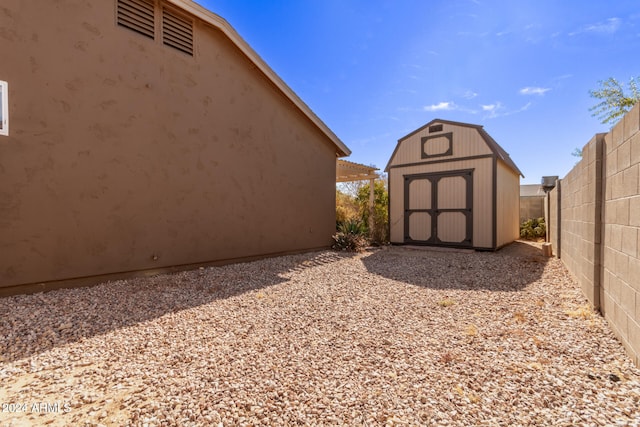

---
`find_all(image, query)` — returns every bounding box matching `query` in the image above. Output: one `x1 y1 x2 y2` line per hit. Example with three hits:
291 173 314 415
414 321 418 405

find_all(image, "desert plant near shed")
520 217 546 240
332 219 369 251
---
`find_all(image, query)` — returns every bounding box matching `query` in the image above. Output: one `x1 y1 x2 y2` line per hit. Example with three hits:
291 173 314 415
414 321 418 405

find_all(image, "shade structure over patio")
336 159 380 230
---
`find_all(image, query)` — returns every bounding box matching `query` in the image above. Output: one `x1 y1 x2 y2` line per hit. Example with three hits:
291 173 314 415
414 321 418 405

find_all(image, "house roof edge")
166 0 351 157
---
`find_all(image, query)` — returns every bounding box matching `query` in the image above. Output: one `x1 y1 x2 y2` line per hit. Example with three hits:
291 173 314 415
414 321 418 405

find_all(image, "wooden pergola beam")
336 159 379 182
336 173 379 183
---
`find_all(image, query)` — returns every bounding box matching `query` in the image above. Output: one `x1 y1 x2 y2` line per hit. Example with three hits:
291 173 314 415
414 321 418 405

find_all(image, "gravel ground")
1 241 639 426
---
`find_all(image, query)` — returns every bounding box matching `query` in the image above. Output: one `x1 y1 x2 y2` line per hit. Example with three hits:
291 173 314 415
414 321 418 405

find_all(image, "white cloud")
481 103 501 112
554 74 573 80
462 90 478 99
519 87 551 95
480 102 531 119
569 17 621 36
481 103 502 118
586 17 621 33
423 102 456 112
517 102 532 113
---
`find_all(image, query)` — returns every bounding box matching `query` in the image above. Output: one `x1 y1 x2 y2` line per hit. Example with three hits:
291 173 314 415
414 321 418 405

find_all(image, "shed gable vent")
162 7 193 56
429 124 443 133
117 0 155 39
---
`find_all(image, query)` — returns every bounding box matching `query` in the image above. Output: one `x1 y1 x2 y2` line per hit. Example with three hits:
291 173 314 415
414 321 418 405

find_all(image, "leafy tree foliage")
336 189 359 226
355 178 389 244
589 77 640 125
571 147 583 160
335 176 389 245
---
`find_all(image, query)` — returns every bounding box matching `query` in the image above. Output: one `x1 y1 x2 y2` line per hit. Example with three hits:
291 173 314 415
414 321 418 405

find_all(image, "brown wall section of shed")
0 0 339 291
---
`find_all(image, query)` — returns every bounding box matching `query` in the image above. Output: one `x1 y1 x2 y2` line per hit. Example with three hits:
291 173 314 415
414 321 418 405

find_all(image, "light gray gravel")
1 241 639 426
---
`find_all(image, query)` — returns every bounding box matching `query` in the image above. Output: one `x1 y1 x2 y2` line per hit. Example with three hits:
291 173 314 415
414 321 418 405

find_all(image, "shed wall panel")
438 176 467 209
408 179 432 210
496 160 521 247
389 158 494 248
438 212 467 243
408 212 432 241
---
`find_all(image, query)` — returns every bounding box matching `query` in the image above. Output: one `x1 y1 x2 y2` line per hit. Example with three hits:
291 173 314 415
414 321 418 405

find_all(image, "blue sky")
197 0 640 184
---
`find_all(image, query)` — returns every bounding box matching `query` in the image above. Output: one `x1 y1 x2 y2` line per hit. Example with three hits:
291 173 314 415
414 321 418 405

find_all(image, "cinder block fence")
547 104 640 367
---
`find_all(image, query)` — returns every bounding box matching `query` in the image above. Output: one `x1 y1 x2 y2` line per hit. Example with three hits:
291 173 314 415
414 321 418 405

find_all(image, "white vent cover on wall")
162 7 193 56
117 0 155 39
0 80 8 136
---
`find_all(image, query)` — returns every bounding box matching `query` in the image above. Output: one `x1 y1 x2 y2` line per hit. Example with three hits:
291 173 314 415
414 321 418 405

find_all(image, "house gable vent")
162 7 193 56
117 0 155 39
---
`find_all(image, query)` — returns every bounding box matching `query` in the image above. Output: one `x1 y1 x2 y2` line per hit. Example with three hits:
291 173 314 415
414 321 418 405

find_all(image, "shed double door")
404 169 473 246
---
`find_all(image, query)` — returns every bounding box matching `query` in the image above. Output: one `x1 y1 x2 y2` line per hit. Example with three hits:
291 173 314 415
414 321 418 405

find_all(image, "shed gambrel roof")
166 0 350 157
385 119 523 177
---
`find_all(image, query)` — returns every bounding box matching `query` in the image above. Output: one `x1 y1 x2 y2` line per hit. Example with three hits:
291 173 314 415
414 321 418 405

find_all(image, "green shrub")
520 217 546 240
338 218 366 235
332 219 369 251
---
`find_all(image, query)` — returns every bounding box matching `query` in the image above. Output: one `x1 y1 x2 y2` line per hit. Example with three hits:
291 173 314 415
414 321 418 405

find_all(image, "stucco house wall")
0 0 349 295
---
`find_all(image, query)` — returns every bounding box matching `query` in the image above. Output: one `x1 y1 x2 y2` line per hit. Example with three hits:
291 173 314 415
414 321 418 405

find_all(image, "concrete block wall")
548 185 559 257
549 103 640 367
520 196 545 224
601 104 640 367
557 134 604 309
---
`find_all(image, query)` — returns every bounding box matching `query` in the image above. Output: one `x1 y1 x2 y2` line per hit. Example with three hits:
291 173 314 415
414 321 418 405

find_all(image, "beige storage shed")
385 119 522 250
